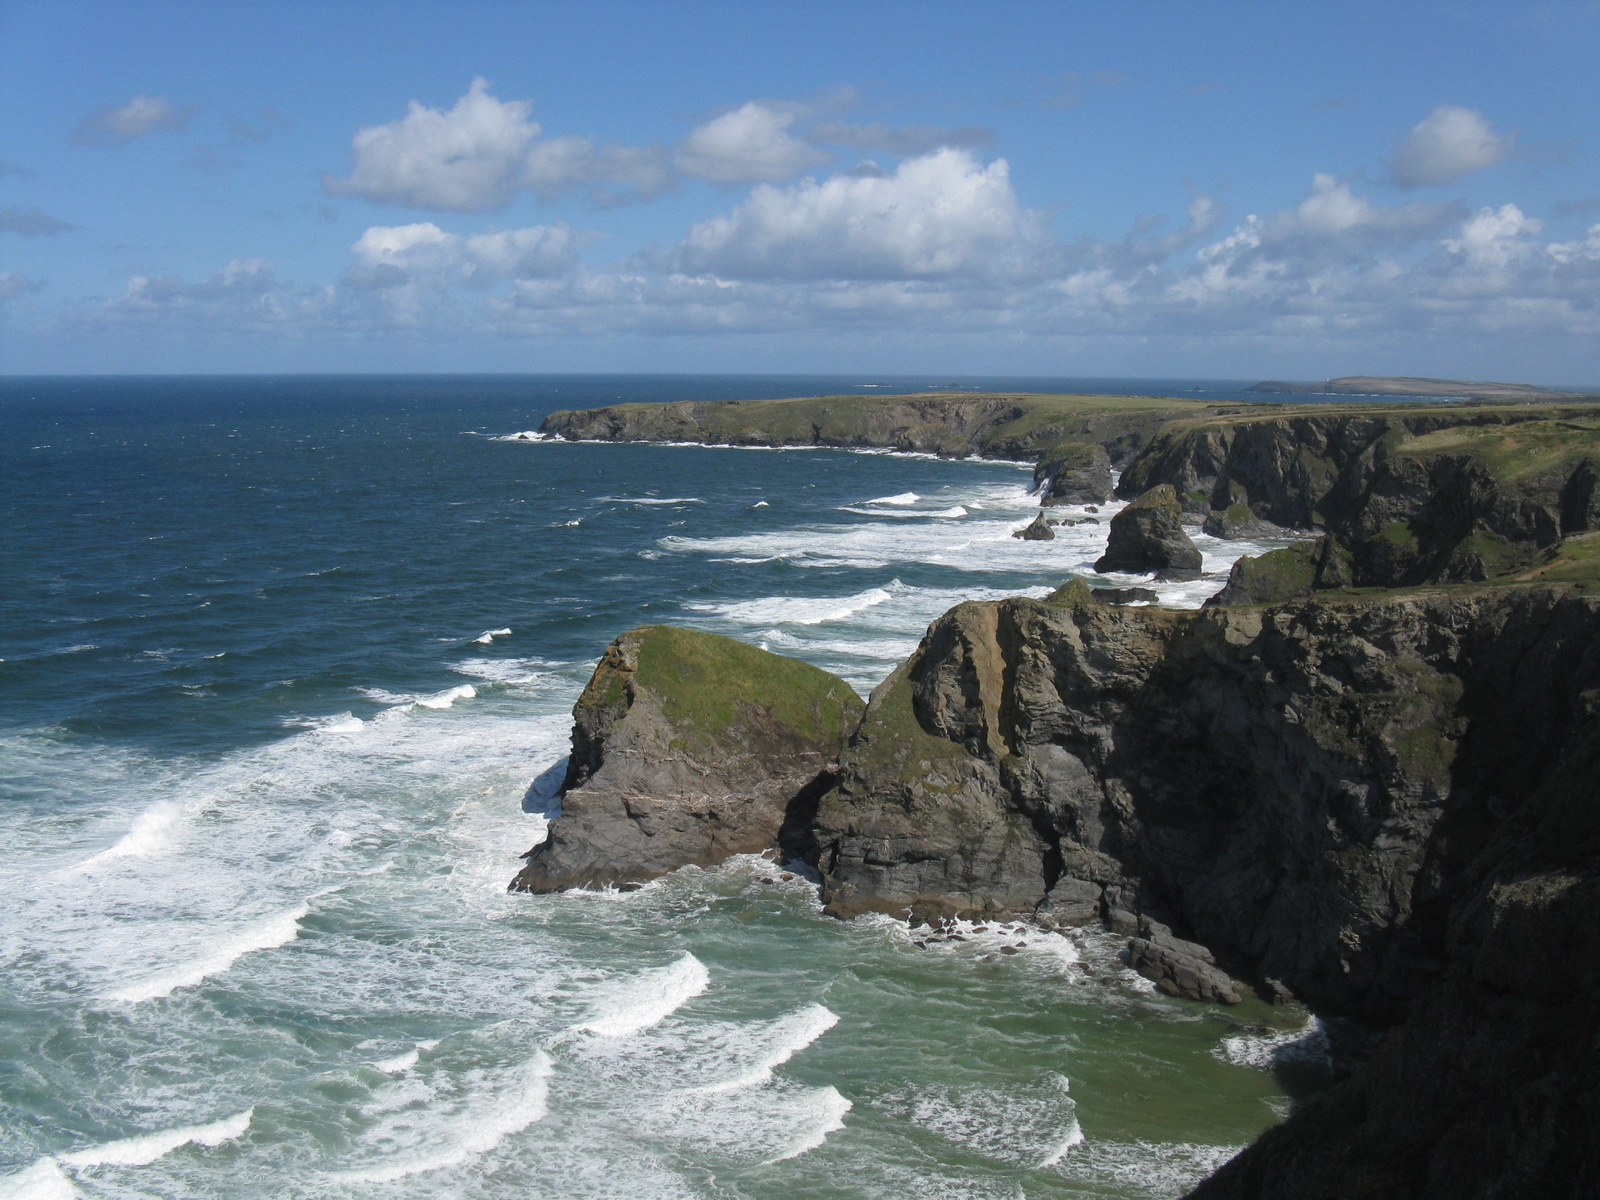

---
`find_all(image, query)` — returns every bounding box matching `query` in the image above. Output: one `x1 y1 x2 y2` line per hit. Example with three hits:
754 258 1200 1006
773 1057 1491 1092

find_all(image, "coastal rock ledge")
510 625 862 892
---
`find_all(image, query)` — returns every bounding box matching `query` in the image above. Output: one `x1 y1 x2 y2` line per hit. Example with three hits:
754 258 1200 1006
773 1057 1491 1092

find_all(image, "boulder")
1034 441 1115 506
1036 876 1103 927
1094 485 1205 580
510 625 863 892
1012 513 1055 541
1202 502 1293 539
1128 936 1242 1004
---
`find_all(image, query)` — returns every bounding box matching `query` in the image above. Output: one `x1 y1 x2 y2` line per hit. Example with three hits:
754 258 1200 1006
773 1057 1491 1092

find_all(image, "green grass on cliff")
1397 419 1600 486
629 624 863 748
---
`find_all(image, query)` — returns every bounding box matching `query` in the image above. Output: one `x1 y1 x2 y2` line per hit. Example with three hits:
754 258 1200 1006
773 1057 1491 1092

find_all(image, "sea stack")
510 625 863 892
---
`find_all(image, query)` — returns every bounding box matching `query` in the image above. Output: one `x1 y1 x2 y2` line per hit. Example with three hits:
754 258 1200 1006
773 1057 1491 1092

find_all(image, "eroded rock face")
1012 513 1055 541
510 626 863 892
1188 719 1600 1199
1094 484 1204 580
1035 441 1115 505
814 585 1600 1025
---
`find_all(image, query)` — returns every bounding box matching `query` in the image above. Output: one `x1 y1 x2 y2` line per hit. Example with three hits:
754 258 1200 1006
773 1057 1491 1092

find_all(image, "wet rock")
1012 512 1056 541
1094 485 1204 580
1127 936 1241 1004
1035 441 1115 506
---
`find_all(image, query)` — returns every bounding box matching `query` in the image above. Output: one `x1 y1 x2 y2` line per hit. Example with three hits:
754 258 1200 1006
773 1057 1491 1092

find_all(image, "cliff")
1118 405 1600 589
510 625 862 892
539 391 1223 465
807 579 1600 1193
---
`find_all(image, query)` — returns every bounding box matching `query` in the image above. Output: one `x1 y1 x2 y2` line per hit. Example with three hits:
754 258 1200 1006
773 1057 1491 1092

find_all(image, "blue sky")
2 0 1598 382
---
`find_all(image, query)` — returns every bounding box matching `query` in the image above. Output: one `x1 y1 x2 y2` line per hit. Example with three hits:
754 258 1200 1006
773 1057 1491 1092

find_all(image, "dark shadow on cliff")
522 757 569 816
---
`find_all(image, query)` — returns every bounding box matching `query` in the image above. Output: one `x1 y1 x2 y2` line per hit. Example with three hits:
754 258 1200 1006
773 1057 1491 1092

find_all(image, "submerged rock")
510 625 863 892
1094 484 1204 580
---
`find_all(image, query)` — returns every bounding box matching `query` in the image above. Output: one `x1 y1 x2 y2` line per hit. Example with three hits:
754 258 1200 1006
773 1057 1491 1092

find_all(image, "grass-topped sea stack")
511 625 864 892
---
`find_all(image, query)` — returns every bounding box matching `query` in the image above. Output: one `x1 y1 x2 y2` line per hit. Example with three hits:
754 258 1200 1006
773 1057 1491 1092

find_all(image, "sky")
2 0 1598 382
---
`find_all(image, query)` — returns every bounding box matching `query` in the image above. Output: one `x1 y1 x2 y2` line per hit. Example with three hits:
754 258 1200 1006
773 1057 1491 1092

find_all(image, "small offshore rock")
1013 512 1056 541
1095 484 1204 579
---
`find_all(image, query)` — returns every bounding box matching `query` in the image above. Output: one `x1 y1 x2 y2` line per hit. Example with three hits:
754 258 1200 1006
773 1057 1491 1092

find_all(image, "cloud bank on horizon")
1 2 1597 378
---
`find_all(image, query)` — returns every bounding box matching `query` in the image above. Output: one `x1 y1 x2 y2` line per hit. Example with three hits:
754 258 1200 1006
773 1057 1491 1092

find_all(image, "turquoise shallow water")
1 376 1323 1199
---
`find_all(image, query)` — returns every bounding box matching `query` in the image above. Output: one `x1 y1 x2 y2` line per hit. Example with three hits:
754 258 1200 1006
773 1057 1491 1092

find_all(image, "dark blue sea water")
0 376 1322 1200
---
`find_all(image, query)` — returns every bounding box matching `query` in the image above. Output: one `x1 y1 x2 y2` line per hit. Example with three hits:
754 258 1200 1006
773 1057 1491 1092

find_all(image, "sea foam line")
686 1004 840 1094
570 953 710 1038
58 1108 254 1168
106 904 309 1003
762 1087 852 1164
332 1051 551 1183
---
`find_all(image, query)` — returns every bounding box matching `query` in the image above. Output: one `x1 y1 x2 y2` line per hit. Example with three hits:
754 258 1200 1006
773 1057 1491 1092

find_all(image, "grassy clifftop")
539 390 1230 463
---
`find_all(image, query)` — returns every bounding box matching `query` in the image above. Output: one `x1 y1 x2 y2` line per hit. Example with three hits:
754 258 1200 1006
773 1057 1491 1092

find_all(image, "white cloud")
327 79 676 211
348 221 578 286
1390 105 1511 188
72 95 194 146
327 78 541 211
1441 203 1542 268
672 148 1047 280
675 102 831 184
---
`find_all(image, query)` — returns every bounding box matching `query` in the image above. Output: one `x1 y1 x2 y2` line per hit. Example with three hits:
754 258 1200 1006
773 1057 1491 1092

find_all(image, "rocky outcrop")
1206 540 1322 607
1012 513 1055 541
813 583 1600 1025
510 625 862 892
539 392 1219 464
1189 717 1600 1199
1094 484 1204 579
1034 441 1114 504
1117 407 1600 587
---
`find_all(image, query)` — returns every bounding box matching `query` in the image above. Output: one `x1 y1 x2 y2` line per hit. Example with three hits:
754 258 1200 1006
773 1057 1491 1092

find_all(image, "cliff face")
1119 407 1600 589
539 392 1217 464
1190 718 1600 1199
510 625 862 892
814 584 1600 1026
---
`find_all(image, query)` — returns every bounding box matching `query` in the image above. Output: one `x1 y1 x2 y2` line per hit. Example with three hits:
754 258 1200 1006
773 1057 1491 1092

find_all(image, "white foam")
493 431 553 441
864 492 918 505
472 628 512 645
572 953 710 1038
687 1004 839 1093
0 1160 73 1200
334 1050 551 1183
57 1108 253 1167
688 587 894 627
762 1087 852 1164
415 684 476 709
839 505 968 519
1215 1016 1330 1071
78 801 183 868
372 1048 420 1074
106 904 308 1003
600 496 704 505
751 500 769 507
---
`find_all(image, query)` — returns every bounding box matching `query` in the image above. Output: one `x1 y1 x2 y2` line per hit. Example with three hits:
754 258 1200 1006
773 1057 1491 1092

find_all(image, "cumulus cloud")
672 148 1048 280
1390 105 1511 188
675 102 832 185
0 206 77 237
327 78 540 211
71 95 194 146
327 78 675 211
347 221 578 286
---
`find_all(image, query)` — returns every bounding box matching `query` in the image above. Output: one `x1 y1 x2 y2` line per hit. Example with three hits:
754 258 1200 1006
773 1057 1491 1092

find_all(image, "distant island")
1247 375 1583 401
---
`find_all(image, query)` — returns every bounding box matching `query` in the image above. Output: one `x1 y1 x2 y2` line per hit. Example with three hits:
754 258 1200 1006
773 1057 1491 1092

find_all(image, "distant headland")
1246 375 1585 401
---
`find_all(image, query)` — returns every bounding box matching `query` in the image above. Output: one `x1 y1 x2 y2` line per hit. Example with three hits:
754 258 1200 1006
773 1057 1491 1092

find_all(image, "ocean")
1 375 1334 1200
